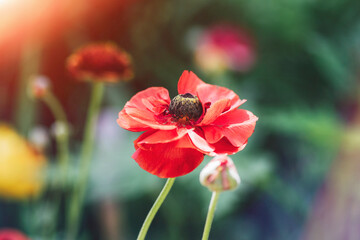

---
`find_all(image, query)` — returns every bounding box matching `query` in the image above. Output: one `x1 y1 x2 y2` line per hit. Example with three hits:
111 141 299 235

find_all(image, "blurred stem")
137 178 176 240
41 91 70 239
42 91 70 181
355 84 360 123
66 82 105 240
14 40 42 135
202 191 220 240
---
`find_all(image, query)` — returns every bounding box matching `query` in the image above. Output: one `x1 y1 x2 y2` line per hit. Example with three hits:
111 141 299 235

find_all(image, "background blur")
1 0 360 239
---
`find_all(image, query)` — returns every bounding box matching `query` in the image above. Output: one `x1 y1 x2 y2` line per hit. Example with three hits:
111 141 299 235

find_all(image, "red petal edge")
117 87 176 131
202 109 258 151
196 84 245 113
177 70 206 95
199 99 231 125
135 128 188 149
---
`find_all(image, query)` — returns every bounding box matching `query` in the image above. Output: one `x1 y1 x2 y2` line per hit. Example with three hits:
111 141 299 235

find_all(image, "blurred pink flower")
192 25 256 74
0 229 29 240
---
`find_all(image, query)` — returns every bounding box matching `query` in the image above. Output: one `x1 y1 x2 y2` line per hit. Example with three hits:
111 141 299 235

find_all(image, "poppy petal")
200 99 231 125
177 70 206 95
125 107 176 130
202 109 258 148
211 137 245 154
213 108 256 125
196 84 246 112
117 109 150 131
118 87 175 130
126 87 170 109
202 126 224 144
136 128 188 148
132 139 205 178
187 130 215 155
222 123 256 147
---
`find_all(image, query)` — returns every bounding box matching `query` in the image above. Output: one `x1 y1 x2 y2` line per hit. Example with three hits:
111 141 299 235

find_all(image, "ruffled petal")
187 130 215 155
196 84 246 113
212 108 256 125
118 87 176 131
125 107 176 130
177 70 206 95
132 137 205 178
202 109 258 149
199 99 231 125
211 137 245 155
117 109 150 131
222 123 256 147
126 87 170 109
202 126 224 144
136 128 188 149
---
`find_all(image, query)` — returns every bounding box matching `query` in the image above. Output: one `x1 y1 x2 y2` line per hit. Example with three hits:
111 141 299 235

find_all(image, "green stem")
202 192 220 240
43 92 68 125
15 40 42 135
137 178 176 240
43 92 70 180
66 82 105 240
41 91 70 239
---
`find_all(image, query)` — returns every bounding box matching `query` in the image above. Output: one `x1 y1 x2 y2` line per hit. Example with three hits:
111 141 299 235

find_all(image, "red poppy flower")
67 43 133 83
117 71 258 178
0 229 29 240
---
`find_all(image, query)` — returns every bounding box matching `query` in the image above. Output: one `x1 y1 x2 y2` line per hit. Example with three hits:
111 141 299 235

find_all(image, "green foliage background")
2 0 360 239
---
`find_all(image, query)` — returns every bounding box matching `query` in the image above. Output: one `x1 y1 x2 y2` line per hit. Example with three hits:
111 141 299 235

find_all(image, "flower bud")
50 121 70 139
28 126 50 152
200 155 240 192
28 75 51 99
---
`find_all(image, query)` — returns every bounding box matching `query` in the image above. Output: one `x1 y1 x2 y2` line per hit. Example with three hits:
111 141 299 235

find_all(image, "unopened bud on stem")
200 155 240 192
28 75 51 99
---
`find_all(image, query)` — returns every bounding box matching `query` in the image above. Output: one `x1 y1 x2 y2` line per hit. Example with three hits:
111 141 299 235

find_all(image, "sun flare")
0 0 13 7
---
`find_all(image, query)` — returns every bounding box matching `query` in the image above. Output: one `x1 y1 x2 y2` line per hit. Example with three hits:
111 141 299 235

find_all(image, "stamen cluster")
169 93 203 125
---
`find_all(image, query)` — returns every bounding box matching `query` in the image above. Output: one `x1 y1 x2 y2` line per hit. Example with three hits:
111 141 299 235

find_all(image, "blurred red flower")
117 71 258 178
67 43 133 83
0 229 29 240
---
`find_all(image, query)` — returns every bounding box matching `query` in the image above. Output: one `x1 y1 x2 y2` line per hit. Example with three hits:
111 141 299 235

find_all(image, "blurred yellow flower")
0 125 46 200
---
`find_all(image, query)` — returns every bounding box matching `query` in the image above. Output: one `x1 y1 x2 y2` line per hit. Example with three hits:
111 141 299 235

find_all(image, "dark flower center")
169 93 203 124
